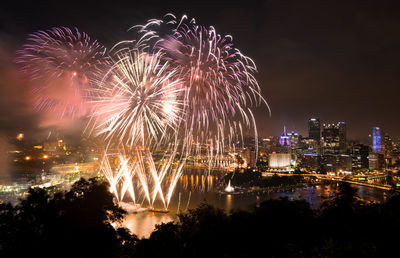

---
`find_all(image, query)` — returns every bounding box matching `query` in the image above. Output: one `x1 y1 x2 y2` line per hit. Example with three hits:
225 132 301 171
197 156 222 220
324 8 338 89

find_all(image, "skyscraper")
338 122 346 153
351 144 369 170
308 118 321 143
322 123 340 154
322 122 347 154
383 133 393 158
279 126 291 146
372 127 382 153
287 130 300 148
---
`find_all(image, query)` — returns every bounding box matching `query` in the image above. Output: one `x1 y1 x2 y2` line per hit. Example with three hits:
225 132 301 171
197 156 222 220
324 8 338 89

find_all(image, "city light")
224 180 234 193
16 133 24 141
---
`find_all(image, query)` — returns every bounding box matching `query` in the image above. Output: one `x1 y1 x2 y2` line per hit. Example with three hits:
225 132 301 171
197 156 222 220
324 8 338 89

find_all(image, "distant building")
383 133 393 158
299 154 320 172
368 152 384 170
392 138 400 166
301 138 320 155
268 153 292 170
287 131 301 148
338 122 346 153
322 122 346 154
372 127 382 153
279 126 291 147
308 118 321 143
322 154 352 173
244 148 256 168
44 141 58 152
261 137 274 153
351 144 369 170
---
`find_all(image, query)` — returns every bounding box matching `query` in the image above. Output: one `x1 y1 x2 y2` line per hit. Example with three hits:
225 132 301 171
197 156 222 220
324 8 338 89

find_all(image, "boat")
119 202 149 214
150 208 169 213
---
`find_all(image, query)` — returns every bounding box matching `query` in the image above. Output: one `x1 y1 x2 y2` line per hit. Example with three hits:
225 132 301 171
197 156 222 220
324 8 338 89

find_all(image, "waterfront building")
322 154 352 173
268 153 293 171
368 152 384 170
299 153 320 172
244 148 256 168
351 144 369 170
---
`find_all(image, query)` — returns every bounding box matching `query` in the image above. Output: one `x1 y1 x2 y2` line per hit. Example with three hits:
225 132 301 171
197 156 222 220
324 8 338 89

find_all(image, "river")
0 169 388 238
121 174 388 238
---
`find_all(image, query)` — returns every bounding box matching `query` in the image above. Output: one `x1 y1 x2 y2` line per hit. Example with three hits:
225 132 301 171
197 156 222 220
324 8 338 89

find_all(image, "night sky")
1 0 400 142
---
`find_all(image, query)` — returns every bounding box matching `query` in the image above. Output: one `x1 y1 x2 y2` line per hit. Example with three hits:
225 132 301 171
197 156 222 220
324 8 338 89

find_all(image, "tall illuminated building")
279 126 291 146
383 133 393 158
338 122 347 153
287 131 300 148
372 127 382 153
351 144 369 170
322 122 346 154
308 118 321 143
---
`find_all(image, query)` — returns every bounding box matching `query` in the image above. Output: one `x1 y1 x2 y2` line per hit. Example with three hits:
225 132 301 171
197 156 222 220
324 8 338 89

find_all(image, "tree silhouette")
2 178 400 257
0 177 136 257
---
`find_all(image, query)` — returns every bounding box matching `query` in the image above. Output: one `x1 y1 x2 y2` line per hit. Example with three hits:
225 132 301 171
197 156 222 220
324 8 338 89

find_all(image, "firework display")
17 16 267 210
120 14 269 164
16 27 110 118
89 50 183 149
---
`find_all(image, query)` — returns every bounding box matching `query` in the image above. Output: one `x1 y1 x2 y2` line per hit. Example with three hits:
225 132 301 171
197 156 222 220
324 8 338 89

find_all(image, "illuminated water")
121 174 388 238
0 169 388 238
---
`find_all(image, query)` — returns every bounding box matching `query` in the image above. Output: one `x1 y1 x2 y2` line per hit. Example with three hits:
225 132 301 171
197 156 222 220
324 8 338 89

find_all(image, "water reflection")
123 174 388 238
123 212 176 238
226 194 232 212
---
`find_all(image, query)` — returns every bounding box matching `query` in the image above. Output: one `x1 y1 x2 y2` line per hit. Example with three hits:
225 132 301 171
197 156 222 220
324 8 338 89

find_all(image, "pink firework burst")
16 27 111 118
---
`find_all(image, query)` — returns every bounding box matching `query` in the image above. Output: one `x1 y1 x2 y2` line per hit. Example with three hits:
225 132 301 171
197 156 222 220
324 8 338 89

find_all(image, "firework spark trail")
119 155 136 203
147 151 167 208
166 160 186 207
16 27 111 118
185 191 191 212
132 151 153 207
99 146 186 209
125 14 270 168
89 49 184 150
100 154 125 202
149 145 176 205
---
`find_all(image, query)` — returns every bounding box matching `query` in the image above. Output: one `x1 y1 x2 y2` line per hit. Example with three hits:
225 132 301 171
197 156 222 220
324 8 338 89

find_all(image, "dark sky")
1 0 400 141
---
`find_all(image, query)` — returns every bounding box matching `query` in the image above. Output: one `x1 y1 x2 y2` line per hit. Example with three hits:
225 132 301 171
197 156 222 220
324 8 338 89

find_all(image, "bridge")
261 172 394 191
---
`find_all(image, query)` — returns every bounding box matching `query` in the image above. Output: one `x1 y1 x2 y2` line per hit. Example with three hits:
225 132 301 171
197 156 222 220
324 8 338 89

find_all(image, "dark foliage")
131 183 400 258
1 178 400 257
223 169 305 188
0 177 135 258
